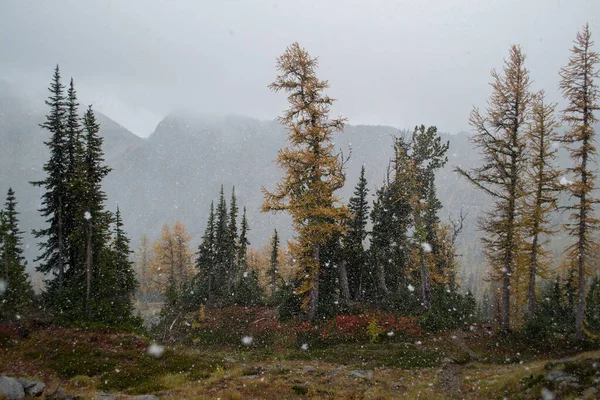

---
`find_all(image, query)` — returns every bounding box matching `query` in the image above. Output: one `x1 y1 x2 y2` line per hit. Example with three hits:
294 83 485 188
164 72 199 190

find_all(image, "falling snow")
147 343 165 357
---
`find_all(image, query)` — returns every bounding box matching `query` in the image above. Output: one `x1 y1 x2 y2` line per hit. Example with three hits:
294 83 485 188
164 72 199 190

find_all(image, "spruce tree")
80 105 112 313
237 207 250 281
0 189 34 317
196 202 216 302
31 65 68 292
269 228 280 295
456 45 532 332
344 165 370 300
262 43 348 321
559 23 600 339
97 207 137 323
227 187 238 294
214 186 229 299
409 125 449 308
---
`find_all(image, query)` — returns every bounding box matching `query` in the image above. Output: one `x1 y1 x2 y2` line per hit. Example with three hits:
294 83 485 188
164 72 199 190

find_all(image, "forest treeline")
1 24 599 340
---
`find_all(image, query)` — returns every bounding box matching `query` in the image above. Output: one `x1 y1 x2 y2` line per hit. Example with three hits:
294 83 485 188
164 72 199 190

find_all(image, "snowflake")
242 336 253 346
84 211 92 220
408 284 415 292
421 242 432 253
300 343 309 351
147 343 165 357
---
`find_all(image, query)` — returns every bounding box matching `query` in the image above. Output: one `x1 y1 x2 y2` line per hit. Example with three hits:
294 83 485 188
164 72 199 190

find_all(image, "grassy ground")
1 324 599 399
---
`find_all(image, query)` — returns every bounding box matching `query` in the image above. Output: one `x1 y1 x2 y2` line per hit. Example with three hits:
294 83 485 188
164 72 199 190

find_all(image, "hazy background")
1 0 599 136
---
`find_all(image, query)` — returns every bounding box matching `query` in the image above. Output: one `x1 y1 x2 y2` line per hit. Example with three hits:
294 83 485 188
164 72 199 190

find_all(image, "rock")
349 370 374 380
127 396 160 400
17 378 45 397
93 395 116 400
241 375 260 380
222 357 237 363
301 366 316 373
51 387 81 400
546 370 578 384
0 376 25 400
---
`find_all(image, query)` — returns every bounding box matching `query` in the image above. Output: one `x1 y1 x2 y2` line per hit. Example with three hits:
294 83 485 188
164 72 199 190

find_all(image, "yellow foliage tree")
559 23 600 339
148 221 194 296
262 42 348 321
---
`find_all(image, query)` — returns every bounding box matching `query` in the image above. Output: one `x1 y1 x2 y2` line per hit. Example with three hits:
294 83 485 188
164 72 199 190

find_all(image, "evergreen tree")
213 186 230 300
195 202 216 303
521 91 562 317
80 105 112 313
227 187 238 293
456 45 532 332
64 79 86 278
96 207 137 324
344 165 371 301
559 23 600 340
31 65 68 292
269 229 280 295
585 276 600 334
237 207 250 281
409 125 449 308
0 189 34 317
262 43 348 322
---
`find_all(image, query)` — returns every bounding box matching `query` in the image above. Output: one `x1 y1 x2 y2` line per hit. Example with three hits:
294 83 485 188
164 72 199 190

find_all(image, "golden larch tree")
456 44 531 332
148 221 194 295
521 90 562 317
558 23 600 339
262 42 348 322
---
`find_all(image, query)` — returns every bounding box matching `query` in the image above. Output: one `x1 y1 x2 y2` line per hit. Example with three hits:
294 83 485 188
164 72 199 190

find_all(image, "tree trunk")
307 245 320 322
377 253 388 296
85 220 93 312
576 136 589 340
338 260 351 308
419 248 431 309
527 237 538 317
58 205 65 290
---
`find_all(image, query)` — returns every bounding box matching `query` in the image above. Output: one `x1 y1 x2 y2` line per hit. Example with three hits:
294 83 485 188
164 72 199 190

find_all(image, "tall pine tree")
0 189 34 317
31 65 68 293
344 165 371 301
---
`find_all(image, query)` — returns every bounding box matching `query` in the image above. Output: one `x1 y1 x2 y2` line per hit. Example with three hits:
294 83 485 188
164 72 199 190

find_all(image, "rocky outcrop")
0 376 25 400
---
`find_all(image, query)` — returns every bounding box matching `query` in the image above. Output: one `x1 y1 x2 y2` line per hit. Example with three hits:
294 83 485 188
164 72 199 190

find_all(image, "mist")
1 0 598 136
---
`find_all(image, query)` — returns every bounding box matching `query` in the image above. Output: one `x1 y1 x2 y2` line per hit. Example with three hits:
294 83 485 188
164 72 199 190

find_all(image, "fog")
1 0 598 136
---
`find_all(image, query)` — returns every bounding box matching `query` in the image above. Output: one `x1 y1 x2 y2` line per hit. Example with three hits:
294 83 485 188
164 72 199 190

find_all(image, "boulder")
0 376 25 400
546 370 578 384
17 378 45 397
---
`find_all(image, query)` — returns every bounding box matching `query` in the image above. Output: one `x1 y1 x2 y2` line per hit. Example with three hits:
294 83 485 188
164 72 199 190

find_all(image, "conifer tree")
196 202 216 302
0 189 34 316
409 125 449 308
522 91 562 317
214 186 229 298
64 79 85 276
227 187 238 293
80 105 112 312
269 229 280 295
31 65 68 291
237 207 250 281
98 207 137 323
344 165 371 300
456 45 532 332
262 43 348 321
558 23 600 339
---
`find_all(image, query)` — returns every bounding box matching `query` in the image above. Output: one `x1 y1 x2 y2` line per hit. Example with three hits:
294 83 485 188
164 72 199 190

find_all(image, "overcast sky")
1 0 599 137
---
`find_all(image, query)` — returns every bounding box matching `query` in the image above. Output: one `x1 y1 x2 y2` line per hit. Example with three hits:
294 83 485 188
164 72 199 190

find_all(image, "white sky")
1 0 599 136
